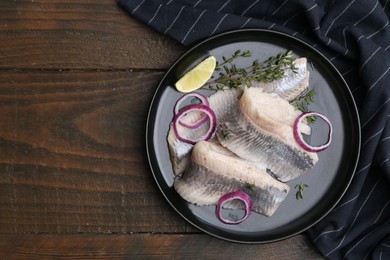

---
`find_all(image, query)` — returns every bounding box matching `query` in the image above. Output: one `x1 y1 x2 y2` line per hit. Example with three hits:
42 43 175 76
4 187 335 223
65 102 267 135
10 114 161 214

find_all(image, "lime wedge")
175 56 216 93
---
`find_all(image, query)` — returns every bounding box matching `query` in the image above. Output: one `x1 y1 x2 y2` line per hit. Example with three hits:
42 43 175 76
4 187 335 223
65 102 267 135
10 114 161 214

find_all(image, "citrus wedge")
175 55 216 93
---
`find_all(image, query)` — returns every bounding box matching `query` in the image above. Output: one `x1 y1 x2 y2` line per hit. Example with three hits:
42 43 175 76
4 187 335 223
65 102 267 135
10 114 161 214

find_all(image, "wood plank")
0 234 323 259
0 70 190 233
0 0 187 70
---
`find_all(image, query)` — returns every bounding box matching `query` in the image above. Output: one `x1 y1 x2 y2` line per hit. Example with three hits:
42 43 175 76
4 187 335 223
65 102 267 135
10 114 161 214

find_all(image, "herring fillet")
240 88 311 135
167 89 242 175
217 88 319 182
250 57 309 101
174 141 290 217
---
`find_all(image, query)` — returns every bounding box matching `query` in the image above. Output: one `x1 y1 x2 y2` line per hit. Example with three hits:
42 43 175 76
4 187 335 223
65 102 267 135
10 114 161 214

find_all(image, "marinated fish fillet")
174 141 290 217
216 87 319 182
250 58 309 101
167 89 242 175
242 88 311 135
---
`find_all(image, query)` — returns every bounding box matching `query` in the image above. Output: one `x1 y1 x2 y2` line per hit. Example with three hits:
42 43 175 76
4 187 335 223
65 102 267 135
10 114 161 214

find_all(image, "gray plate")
146 29 361 243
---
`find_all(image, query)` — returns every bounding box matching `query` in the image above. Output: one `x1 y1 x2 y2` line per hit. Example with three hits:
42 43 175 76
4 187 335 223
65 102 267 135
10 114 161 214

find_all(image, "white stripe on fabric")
131 0 146 14
380 136 390 143
181 10 206 44
342 26 349 50
385 44 390 51
380 158 389 167
164 6 185 34
313 25 320 31
360 47 381 72
326 38 332 46
240 17 252 28
381 243 390 247
367 20 389 39
329 54 340 62
241 0 260 16
373 199 390 224
325 174 383 257
193 0 202 8
306 4 318 13
362 127 384 146
312 226 344 242
384 0 390 10
368 67 390 91
332 194 360 211
166 0 173 5
353 0 379 27
218 0 231 12
209 13 228 36
325 0 357 36
148 4 163 25
282 10 303 26
355 163 372 176
352 85 362 93
268 23 276 29
342 66 357 76
344 228 377 258
266 0 289 18
362 98 390 128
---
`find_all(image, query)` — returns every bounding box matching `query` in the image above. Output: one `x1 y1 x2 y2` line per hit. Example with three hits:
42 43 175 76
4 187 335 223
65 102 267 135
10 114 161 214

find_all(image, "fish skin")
250 58 309 101
167 89 242 175
174 141 290 217
217 88 318 182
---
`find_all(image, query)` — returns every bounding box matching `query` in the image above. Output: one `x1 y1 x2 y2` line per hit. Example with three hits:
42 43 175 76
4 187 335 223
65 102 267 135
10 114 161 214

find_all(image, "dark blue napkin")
119 0 390 258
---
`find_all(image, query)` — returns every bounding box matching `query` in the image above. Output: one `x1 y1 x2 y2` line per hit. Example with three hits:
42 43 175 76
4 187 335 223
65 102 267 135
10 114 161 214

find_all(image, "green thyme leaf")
221 129 230 140
295 182 309 200
246 183 256 191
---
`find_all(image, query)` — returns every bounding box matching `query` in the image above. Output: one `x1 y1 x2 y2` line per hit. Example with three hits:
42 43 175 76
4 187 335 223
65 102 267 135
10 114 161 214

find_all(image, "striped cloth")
119 0 390 259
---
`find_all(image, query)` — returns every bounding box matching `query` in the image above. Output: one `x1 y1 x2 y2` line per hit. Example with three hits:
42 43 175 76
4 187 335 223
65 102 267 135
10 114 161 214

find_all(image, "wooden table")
0 1 323 259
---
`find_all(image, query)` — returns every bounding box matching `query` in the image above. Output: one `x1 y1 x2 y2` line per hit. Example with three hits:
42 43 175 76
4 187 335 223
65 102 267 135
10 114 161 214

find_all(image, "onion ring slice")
293 112 333 152
216 191 252 225
173 93 210 129
173 104 216 145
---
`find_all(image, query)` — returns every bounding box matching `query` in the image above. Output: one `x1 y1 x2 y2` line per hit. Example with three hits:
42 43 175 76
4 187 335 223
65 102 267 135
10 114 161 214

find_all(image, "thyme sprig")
295 182 309 200
215 50 252 69
204 50 297 91
291 89 316 123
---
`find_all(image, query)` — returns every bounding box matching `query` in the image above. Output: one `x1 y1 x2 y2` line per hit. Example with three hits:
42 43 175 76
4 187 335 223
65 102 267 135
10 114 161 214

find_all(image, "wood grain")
0 70 190 233
0 0 187 70
0 234 323 259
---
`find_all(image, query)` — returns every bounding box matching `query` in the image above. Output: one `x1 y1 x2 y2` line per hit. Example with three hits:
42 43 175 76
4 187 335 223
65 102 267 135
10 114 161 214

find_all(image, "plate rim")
145 28 361 243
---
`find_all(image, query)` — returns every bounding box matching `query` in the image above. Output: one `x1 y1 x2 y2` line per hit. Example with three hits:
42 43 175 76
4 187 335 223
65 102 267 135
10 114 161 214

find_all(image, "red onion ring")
216 191 252 225
293 112 333 152
173 104 216 145
174 93 210 129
